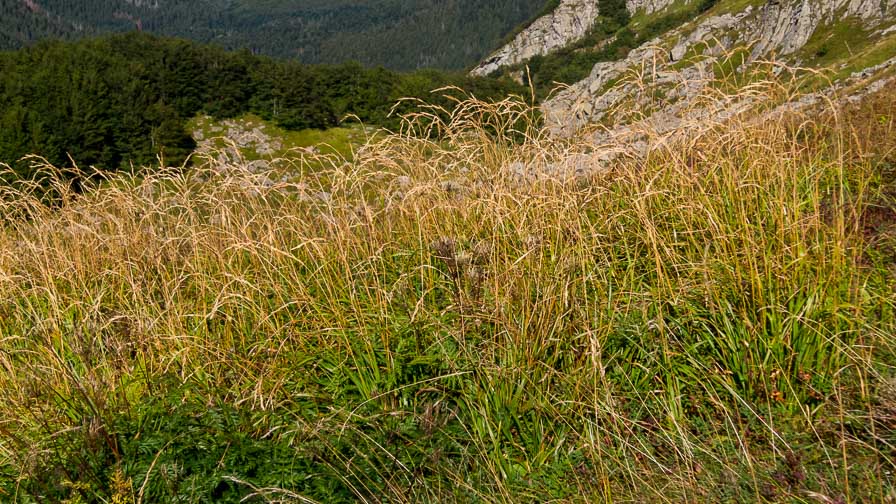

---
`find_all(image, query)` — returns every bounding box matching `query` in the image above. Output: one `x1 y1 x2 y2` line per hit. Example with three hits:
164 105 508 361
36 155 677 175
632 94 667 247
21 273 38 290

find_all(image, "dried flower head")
471 240 491 266
430 237 457 262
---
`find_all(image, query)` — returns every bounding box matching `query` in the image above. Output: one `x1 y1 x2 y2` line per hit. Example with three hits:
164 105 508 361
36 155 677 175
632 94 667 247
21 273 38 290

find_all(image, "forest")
0 0 548 71
0 32 525 177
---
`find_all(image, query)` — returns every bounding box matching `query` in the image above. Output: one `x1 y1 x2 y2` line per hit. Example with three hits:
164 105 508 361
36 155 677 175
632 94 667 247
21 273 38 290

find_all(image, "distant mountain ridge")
0 0 550 71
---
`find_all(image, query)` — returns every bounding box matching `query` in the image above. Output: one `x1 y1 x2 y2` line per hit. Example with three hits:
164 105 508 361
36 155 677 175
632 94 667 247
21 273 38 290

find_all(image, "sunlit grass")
0 74 894 502
188 113 374 160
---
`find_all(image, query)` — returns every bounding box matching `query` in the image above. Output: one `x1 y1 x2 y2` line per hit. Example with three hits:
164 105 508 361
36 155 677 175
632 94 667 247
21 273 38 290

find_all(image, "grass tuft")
0 75 895 502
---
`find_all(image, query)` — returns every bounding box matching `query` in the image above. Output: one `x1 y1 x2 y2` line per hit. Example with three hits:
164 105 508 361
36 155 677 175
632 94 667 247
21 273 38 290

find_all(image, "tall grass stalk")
0 74 893 502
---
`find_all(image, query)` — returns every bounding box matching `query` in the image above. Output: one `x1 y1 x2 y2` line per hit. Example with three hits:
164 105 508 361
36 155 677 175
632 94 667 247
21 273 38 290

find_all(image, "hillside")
541 0 896 138
0 0 549 70
0 33 523 176
2 73 896 502
2 0 896 502
478 0 896 116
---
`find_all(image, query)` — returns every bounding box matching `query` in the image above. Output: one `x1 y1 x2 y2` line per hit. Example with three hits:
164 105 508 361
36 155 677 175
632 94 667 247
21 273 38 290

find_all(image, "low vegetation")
0 71 894 502
187 114 373 160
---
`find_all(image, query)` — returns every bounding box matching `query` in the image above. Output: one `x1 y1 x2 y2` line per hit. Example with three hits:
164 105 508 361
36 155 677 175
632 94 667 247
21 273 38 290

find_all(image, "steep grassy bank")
0 81 894 502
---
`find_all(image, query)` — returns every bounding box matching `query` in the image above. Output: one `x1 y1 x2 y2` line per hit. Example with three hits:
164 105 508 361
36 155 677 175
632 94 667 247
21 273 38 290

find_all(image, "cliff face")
748 0 893 57
471 0 600 76
470 0 677 76
475 0 895 141
490 0 896 138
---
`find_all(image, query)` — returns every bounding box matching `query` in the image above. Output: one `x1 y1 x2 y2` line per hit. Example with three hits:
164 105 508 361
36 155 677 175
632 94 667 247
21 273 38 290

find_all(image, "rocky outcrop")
471 0 678 76
625 0 678 15
471 0 600 76
751 0 893 57
543 0 896 135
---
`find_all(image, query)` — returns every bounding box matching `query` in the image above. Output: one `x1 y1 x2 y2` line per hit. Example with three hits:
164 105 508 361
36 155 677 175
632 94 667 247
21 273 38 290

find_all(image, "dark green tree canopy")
0 0 551 71
0 33 524 177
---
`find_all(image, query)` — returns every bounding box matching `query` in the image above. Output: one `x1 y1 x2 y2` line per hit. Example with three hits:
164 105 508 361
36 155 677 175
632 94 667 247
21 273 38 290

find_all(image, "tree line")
0 33 524 178
0 0 550 71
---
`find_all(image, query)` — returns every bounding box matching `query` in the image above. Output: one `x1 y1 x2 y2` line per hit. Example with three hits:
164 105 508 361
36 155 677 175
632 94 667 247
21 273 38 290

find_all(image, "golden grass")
0 75 893 502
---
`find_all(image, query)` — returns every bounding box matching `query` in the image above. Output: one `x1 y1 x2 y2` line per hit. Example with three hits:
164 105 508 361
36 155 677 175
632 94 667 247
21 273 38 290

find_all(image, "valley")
0 0 548 70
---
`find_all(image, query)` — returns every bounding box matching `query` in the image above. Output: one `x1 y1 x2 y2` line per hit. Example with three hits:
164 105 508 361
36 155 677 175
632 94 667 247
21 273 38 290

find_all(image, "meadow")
0 74 894 502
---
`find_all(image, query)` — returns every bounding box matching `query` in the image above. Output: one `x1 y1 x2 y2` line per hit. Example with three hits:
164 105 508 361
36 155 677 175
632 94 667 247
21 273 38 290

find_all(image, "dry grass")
0 76 893 502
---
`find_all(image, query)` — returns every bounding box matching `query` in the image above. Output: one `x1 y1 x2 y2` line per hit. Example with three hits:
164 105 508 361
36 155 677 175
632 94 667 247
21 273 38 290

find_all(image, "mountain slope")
0 33 525 174
471 0 602 76
470 0 679 76
476 0 896 138
0 0 88 49
0 0 549 71
544 0 895 134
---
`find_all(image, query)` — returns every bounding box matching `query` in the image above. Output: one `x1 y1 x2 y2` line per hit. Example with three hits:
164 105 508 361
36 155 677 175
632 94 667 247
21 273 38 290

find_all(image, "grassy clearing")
0 77 895 503
799 17 876 71
628 0 697 29
189 114 374 159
